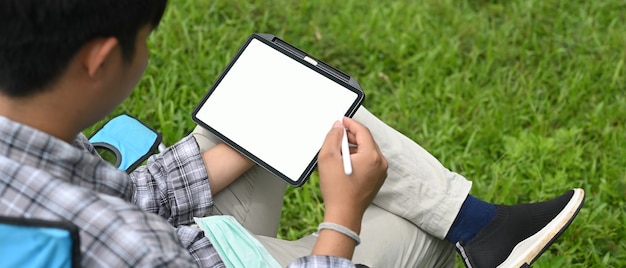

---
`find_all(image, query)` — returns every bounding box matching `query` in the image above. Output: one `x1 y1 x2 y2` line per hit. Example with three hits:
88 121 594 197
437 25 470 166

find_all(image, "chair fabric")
89 114 162 173
0 216 80 268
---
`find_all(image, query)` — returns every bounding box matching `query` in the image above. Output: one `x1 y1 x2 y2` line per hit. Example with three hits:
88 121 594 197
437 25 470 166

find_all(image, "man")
0 0 584 267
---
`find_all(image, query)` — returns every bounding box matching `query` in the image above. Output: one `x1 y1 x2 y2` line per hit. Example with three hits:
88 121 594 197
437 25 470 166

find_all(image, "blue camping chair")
89 114 164 173
0 216 81 268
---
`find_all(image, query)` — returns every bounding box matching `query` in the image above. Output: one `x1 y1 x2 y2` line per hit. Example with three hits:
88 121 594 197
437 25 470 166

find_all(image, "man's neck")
0 94 82 143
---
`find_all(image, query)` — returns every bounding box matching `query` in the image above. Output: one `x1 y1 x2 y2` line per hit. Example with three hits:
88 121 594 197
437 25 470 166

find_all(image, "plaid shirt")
0 116 353 268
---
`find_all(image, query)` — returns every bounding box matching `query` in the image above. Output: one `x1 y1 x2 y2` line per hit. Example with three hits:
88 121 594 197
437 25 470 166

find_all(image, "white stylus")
341 124 352 175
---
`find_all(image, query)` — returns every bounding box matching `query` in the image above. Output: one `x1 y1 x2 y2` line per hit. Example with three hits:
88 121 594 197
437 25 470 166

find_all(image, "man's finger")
342 117 376 150
319 120 344 159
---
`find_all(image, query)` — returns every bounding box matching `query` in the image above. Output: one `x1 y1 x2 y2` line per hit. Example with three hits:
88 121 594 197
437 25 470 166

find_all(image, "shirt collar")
0 116 132 199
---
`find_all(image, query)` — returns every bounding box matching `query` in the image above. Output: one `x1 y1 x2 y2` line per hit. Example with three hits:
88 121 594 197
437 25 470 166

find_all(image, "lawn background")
86 0 625 266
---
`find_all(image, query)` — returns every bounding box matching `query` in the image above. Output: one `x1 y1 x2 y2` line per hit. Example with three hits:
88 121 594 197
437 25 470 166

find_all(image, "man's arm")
129 135 214 226
201 143 254 195
286 118 387 267
312 117 388 260
129 135 255 225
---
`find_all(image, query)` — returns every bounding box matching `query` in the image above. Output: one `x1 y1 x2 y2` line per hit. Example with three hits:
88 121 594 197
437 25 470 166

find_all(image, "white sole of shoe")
497 188 585 268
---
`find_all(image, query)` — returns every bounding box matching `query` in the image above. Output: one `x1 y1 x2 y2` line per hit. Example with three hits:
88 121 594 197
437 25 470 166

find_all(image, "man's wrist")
318 222 361 246
323 209 362 235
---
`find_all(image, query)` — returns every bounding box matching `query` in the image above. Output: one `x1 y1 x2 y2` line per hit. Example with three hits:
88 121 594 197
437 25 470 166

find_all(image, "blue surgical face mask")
194 215 281 268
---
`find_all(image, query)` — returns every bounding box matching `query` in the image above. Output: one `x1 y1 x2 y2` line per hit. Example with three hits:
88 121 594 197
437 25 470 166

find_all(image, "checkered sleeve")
130 135 213 226
177 225 225 267
287 255 356 268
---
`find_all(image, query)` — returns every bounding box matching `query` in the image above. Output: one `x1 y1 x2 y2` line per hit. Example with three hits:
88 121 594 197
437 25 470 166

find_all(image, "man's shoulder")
0 154 55 186
0 159 196 266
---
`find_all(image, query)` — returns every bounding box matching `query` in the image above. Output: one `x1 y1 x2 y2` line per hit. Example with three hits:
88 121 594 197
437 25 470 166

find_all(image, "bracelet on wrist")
317 222 361 246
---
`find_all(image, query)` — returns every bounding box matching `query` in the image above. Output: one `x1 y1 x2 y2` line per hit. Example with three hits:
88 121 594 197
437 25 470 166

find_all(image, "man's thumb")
319 121 344 157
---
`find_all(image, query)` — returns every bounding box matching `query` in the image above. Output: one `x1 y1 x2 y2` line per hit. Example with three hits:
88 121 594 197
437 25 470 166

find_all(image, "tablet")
192 34 364 187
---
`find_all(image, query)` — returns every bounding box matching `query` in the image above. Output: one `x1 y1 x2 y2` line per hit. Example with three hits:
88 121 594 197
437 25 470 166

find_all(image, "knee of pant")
191 126 221 151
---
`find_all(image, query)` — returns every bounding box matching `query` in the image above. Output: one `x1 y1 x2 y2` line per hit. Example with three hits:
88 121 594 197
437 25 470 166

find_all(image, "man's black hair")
0 0 168 98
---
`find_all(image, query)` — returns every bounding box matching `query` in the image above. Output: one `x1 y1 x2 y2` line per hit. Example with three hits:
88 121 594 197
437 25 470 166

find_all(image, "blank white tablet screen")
195 38 360 183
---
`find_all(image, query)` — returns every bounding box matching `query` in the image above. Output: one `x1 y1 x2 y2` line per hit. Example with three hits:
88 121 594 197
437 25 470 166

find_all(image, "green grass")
86 0 625 266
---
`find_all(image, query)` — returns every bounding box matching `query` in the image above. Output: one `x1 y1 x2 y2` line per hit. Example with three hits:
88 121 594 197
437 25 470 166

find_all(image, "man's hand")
311 117 388 259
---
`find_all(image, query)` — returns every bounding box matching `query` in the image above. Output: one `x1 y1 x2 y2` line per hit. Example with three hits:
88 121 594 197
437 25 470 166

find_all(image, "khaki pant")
192 107 472 267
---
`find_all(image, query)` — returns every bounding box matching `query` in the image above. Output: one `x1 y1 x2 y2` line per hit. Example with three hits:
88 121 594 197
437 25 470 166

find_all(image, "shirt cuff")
287 255 355 268
159 135 214 226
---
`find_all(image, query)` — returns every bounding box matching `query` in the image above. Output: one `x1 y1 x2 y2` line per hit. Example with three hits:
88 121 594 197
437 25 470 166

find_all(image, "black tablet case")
192 33 364 187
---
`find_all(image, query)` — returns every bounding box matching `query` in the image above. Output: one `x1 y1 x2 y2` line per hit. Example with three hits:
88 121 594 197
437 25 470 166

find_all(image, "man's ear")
83 37 119 77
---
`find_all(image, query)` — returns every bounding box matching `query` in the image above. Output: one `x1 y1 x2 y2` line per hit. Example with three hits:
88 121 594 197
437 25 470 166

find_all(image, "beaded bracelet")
317 222 361 246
